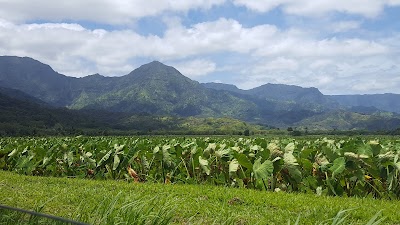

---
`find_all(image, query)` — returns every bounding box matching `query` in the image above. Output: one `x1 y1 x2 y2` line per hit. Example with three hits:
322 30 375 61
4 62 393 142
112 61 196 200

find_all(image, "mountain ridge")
1 55 400 131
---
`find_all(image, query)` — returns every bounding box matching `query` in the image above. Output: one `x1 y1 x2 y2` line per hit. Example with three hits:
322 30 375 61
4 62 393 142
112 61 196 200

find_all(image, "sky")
0 0 400 95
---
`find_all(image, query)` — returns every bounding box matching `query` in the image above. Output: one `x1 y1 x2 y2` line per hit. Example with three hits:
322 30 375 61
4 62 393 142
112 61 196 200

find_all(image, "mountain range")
1 55 400 132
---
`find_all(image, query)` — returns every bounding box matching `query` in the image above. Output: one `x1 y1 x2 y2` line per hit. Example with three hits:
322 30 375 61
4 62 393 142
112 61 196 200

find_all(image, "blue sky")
0 0 399 94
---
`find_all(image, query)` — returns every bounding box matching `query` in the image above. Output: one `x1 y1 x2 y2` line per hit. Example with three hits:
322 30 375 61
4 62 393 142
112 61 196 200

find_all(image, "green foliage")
330 157 346 178
2 136 400 199
0 89 267 136
252 158 273 180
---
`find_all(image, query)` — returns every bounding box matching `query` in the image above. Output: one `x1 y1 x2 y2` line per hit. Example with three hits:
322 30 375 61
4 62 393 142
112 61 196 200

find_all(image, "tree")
291 130 302 136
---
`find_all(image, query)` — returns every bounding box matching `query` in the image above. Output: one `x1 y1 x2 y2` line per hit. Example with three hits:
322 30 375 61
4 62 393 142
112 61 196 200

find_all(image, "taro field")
1 136 400 199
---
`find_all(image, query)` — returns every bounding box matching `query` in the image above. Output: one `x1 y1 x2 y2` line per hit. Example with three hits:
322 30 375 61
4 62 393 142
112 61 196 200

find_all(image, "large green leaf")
356 144 373 157
174 144 183 159
287 166 302 183
229 159 240 176
299 158 313 173
120 146 138 168
300 148 315 159
368 140 382 157
322 146 339 162
255 148 270 161
234 152 253 169
153 146 160 154
250 145 260 152
204 143 216 157
66 151 74 167
162 145 173 167
284 142 295 153
113 154 120 170
97 150 112 168
253 158 273 180
267 142 280 152
283 152 298 166
329 157 346 178
215 148 230 158
284 152 301 182
141 155 150 170
315 153 329 168
199 156 210 175
114 144 125 154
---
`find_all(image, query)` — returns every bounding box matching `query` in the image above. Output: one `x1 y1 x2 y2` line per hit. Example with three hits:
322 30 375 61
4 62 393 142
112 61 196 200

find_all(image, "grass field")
1 170 399 224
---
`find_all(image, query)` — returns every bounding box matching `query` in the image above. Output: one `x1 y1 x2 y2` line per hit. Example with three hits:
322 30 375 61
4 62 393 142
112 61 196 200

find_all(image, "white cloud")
233 0 400 17
0 0 226 24
233 0 288 13
158 18 278 58
250 57 299 75
309 59 334 69
25 23 86 31
0 20 140 76
171 59 217 78
236 51 400 94
255 36 389 58
331 20 361 33
0 17 399 94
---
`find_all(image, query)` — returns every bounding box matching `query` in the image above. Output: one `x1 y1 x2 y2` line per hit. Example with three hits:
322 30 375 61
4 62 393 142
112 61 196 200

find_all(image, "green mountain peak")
1 56 400 131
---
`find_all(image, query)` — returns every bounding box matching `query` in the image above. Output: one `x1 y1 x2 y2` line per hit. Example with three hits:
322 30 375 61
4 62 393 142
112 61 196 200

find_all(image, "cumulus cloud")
0 0 226 24
330 20 362 33
0 20 137 76
250 57 299 75
2 0 399 24
0 15 399 94
234 0 400 17
159 18 278 57
0 18 280 75
236 51 400 94
255 36 389 58
171 59 217 78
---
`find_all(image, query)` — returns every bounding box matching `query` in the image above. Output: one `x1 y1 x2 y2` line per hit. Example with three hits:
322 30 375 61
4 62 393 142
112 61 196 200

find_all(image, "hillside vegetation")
1 56 400 131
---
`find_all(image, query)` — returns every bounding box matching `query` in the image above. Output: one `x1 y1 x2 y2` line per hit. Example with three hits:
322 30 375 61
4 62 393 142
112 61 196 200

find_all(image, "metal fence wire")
0 204 89 225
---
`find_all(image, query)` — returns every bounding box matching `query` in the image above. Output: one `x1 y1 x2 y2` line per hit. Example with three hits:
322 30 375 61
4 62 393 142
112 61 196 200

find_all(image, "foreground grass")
0 171 399 224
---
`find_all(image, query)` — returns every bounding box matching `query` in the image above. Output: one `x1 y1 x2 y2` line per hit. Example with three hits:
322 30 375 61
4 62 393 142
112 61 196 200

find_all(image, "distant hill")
0 56 76 106
202 82 243 93
69 61 261 121
0 57 261 121
0 87 87 135
203 82 338 110
1 55 400 131
246 83 337 109
203 83 400 130
0 86 264 136
295 110 400 131
329 94 400 113
0 86 48 106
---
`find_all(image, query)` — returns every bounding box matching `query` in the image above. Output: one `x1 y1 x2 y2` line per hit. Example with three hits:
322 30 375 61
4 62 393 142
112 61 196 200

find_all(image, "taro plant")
1 136 400 199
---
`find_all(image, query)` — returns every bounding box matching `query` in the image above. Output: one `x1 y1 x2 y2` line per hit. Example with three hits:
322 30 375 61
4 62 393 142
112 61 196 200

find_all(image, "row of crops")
1 136 400 199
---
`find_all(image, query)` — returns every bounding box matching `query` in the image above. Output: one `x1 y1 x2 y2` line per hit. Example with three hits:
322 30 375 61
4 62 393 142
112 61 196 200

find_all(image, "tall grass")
1 205 387 225
287 209 386 225
72 192 175 225
1 192 175 225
